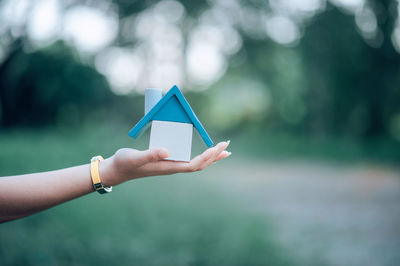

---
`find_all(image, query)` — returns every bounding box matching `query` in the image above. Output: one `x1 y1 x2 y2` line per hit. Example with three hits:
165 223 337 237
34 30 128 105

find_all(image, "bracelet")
90 155 112 194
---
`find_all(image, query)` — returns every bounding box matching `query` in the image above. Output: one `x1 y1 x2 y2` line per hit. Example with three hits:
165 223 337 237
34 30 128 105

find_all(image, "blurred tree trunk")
302 0 400 139
0 38 24 127
364 0 400 137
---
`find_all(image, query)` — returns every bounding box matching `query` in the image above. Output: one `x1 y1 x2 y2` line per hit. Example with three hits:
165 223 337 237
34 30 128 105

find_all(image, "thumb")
132 148 169 167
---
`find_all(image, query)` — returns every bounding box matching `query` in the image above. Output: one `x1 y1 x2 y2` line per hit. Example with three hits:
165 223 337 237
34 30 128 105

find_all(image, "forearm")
0 159 113 223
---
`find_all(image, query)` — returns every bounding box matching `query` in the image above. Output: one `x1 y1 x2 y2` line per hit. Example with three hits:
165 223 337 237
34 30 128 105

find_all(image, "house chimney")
145 88 163 115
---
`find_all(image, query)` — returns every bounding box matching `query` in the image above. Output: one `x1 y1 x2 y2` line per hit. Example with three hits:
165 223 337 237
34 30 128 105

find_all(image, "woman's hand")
100 141 231 186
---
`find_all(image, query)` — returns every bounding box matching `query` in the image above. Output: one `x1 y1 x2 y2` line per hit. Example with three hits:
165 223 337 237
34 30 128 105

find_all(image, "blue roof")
128 85 213 147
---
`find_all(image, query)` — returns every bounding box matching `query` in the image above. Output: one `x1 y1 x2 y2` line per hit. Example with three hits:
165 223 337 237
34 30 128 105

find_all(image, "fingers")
210 140 230 163
199 141 229 168
184 140 231 172
215 150 232 162
185 146 217 172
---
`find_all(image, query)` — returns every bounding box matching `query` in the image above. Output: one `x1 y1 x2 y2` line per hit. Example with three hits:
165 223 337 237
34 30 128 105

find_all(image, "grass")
0 124 292 266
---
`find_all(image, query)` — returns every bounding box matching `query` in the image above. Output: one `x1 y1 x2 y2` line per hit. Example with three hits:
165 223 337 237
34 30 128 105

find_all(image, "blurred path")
211 160 400 266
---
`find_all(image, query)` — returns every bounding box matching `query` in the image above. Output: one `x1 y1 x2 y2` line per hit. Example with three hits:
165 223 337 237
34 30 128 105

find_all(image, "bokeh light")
1 1 400 265
63 6 118 53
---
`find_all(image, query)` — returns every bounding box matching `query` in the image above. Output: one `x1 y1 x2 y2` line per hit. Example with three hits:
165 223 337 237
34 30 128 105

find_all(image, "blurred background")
0 0 399 265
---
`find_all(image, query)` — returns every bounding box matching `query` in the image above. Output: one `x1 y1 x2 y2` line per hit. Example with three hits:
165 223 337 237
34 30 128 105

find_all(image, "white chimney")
145 88 163 115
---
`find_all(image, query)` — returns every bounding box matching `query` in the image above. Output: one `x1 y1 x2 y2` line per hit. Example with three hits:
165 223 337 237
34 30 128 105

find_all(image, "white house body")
149 120 193 161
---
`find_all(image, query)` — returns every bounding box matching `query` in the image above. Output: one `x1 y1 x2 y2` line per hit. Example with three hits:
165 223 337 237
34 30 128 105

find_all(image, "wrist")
98 156 120 187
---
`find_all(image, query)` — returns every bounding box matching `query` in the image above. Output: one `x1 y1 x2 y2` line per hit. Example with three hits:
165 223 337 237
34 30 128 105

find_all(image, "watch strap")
90 155 112 194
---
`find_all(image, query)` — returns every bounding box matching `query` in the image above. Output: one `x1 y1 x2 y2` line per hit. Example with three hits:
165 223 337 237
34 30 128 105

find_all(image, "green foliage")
0 41 113 127
300 5 400 138
0 0 400 145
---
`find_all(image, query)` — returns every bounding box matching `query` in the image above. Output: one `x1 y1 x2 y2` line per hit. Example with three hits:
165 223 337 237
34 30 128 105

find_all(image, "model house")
128 85 213 162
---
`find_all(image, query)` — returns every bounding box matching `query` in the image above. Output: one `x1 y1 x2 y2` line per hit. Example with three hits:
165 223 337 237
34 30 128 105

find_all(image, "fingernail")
226 140 231 145
226 151 232 157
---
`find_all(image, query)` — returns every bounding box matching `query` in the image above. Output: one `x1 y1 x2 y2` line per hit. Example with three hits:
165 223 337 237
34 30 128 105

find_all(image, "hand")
100 141 231 186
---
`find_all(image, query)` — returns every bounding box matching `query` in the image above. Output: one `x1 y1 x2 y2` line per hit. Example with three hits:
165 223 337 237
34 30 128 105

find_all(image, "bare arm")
0 141 230 223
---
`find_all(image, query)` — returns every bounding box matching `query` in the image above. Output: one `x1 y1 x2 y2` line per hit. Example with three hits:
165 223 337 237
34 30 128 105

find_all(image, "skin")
0 141 231 223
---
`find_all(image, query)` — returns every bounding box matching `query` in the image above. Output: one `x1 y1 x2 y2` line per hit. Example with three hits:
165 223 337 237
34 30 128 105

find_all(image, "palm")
111 141 230 183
